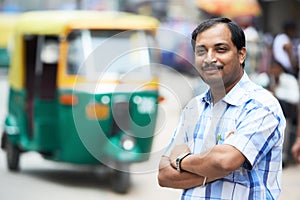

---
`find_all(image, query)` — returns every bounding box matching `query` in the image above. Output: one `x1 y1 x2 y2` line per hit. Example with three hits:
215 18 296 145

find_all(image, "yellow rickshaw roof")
9 10 160 91
14 10 160 35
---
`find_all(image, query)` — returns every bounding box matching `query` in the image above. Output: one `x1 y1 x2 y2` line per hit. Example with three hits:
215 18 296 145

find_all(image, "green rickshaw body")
3 10 160 167
59 90 159 164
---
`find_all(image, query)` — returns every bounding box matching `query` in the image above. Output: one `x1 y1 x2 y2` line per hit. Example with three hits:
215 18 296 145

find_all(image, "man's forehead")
199 23 230 35
195 42 229 48
195 25 232 44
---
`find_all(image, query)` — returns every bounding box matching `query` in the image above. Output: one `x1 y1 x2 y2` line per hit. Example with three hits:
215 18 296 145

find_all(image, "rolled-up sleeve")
223 101 283 170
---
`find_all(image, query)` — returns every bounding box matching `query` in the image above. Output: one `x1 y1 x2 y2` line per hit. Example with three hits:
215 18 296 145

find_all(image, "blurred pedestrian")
268 60 299 166
268 60 299 105
234 16 261 75
292 109 300 163
158 17 286 199
272 20 298 76
259 32 274 73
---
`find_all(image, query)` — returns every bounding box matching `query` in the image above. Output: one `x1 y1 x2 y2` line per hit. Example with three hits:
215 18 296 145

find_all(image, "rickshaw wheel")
6 137 20 172
110 169 130 194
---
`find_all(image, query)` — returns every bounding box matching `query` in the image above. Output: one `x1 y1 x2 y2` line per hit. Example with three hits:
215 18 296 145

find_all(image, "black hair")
191 17 246 67
283 20 296 32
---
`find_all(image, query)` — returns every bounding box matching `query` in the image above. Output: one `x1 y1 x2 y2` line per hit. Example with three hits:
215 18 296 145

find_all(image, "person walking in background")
267 60 299 166
234 16 261 76
158 17 286 199
272 20 298 76
292 110 300 163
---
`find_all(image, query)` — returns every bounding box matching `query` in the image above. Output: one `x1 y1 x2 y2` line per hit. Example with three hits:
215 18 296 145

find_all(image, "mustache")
201 63 224 71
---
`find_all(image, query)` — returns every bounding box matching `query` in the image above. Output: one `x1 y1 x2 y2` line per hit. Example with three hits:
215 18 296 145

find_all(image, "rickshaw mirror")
40 40 59 64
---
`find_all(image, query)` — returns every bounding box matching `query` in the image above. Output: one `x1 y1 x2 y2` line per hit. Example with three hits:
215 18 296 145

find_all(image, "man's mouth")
201 63 224 71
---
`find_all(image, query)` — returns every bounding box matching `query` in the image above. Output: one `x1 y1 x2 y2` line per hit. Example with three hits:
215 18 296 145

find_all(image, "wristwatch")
176 152 191 172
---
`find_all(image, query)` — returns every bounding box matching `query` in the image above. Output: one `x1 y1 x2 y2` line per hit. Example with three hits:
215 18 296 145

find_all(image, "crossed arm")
158 143 246 189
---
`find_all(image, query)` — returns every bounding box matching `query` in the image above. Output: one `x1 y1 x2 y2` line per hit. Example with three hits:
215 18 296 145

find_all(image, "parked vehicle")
0 13 18 68
1 10 161 193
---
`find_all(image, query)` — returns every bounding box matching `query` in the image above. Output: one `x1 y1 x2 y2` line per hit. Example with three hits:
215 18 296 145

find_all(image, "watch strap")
176 152 191 172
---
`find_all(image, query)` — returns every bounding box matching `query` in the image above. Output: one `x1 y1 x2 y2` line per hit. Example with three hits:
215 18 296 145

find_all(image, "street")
0 70 300 200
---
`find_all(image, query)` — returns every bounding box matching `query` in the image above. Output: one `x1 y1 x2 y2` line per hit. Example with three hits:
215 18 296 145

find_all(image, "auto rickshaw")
0 13 19 68
1 10 161 193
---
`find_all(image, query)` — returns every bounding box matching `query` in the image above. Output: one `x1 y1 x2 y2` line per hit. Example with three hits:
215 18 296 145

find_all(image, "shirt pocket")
216 117 236 144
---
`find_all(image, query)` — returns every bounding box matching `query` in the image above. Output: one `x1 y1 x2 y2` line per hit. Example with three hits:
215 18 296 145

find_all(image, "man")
267 60 299 166
272 20 297 76
158 17 286 199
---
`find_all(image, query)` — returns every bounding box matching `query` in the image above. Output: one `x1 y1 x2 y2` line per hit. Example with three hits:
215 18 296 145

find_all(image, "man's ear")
239 47 247 65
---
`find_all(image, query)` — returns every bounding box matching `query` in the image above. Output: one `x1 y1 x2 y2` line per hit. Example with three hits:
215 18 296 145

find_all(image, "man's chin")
203 76 224 87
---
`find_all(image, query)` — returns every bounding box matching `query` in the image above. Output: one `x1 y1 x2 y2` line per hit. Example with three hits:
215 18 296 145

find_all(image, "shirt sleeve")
223 101 283 170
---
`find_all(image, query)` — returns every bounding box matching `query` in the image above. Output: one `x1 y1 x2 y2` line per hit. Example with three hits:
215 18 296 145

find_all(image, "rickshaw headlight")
121 135 135 151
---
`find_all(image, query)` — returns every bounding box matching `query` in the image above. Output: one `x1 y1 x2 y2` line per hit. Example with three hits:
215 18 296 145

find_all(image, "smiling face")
194 23 246 93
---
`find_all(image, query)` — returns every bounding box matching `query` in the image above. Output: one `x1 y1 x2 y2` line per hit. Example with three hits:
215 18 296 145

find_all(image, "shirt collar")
201 72 251 106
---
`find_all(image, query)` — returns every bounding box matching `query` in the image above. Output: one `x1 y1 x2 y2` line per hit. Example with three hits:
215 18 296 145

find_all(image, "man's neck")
210 89 226 105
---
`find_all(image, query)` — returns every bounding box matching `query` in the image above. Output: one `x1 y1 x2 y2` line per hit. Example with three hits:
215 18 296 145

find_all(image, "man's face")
194 23 246 92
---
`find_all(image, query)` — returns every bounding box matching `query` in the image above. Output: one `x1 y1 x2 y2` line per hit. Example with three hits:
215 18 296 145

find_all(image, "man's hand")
169 144 190 169
158 152 207 189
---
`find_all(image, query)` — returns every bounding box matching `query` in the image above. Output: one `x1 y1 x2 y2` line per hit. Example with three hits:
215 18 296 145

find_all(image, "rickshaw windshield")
66 29 157 81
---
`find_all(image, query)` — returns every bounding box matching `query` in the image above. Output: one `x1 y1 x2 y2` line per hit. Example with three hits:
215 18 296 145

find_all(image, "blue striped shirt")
166 73 286 200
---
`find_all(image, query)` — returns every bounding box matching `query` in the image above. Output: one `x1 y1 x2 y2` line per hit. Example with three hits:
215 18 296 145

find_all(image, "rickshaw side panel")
5 88 61 152
53 89 110 164
5 89 27 146
33 98 60 152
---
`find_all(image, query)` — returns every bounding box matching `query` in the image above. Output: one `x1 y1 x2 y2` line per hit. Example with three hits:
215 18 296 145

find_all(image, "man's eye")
196 49 206 55
217 47 227 52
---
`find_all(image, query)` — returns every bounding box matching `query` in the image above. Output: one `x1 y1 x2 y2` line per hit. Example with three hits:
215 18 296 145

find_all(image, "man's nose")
204 50 217 63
